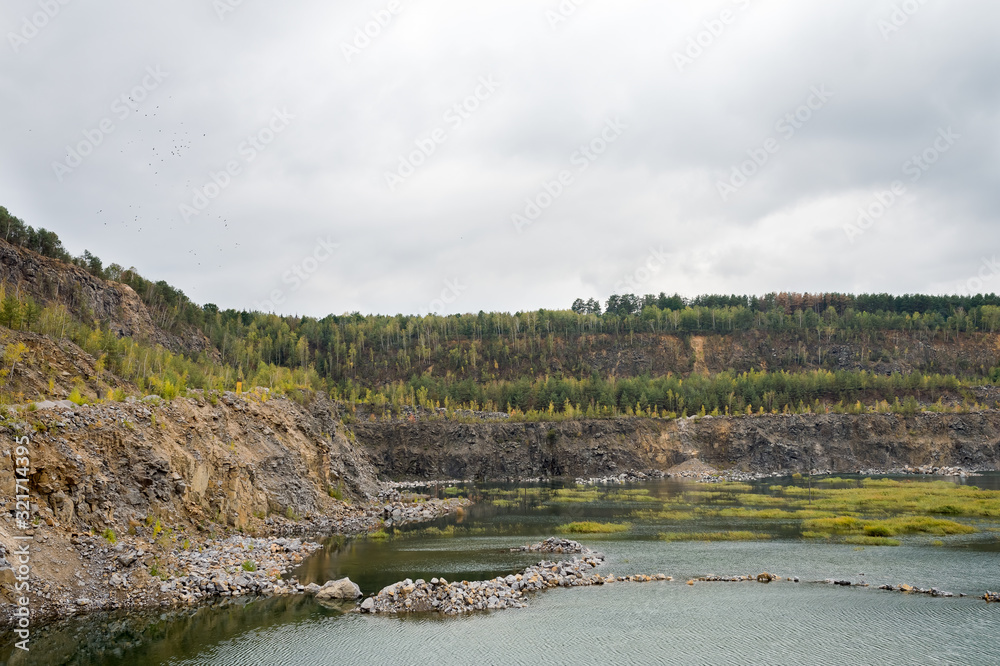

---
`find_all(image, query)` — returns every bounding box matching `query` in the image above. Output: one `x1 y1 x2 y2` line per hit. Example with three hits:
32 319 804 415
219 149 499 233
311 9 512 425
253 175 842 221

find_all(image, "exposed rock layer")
353 412 1000 480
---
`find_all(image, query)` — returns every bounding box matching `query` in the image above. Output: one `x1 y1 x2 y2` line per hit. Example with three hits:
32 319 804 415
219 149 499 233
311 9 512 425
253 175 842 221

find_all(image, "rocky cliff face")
352 412 1000 480
354 418 689 480
1 393 378 538
0 239 213 355
679 412 1000 473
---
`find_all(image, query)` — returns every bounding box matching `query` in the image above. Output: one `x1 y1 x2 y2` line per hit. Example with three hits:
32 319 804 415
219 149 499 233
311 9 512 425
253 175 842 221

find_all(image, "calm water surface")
6 474 999 665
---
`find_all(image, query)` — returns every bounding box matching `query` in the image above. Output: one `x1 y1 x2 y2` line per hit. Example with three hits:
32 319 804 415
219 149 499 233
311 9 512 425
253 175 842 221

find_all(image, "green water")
5 475 1000 665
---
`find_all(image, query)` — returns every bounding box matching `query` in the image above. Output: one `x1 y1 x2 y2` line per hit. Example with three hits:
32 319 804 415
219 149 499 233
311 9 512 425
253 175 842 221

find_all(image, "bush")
68 388 88 406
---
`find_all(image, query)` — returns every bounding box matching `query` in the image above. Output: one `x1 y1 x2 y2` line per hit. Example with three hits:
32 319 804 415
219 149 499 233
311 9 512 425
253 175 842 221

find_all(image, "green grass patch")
870 516 976 536
547 488 602 503
632 509 698 521
803 514 976 538
556 521 630 534
801 531 830 540
843 536 900 547
417 525 457 537
801 516 863 534
606 489 659 503
660 531 770 542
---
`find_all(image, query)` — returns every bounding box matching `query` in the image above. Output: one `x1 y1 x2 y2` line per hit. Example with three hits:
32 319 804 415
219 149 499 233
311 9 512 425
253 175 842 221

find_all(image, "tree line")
4 205 1000 419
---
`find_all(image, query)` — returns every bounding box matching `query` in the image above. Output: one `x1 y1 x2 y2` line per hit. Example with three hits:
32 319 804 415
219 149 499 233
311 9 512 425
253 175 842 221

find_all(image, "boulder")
315 577 362 600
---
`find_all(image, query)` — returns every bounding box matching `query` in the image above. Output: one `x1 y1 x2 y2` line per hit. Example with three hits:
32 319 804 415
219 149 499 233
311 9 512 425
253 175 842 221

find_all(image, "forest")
3 205 1000 419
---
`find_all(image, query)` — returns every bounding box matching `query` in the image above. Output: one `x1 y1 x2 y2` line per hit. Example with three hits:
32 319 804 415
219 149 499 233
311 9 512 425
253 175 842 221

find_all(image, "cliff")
352 412 1000 480
0 239 213 356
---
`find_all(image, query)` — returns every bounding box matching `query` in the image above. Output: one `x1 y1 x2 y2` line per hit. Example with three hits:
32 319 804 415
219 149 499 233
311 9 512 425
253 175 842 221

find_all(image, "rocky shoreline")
359 538 668 615
0 493 470 628
396 464 993 492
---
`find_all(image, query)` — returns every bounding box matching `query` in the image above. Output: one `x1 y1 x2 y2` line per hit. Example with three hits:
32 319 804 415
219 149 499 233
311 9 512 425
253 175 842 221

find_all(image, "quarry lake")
9 475 1000 665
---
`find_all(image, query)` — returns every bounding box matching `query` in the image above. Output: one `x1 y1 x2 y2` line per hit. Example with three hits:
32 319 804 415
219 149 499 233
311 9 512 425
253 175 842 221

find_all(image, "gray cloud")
2 0 998 317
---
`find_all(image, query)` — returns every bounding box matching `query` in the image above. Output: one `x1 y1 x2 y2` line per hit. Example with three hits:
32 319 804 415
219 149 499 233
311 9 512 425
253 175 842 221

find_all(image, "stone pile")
696 573 794 583
895 465 969 476
267 496 472 537
379 498 470 528
876 583 959 597
510 537 586 554
575 471 666 485
162 536 322 603
603 574 671 583
359 538 677 615
361 539 610 615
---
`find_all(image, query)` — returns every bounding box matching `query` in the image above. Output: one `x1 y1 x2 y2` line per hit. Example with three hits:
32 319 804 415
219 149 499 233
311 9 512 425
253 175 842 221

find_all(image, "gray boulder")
315 577 362 600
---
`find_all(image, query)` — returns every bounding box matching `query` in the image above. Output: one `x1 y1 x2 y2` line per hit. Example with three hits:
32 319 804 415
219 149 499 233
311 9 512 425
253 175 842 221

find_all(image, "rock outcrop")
0 239 213 355
353 412 1000 480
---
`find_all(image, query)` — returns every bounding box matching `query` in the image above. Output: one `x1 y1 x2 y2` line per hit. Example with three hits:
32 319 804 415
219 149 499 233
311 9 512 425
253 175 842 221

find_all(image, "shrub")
68 388 87 406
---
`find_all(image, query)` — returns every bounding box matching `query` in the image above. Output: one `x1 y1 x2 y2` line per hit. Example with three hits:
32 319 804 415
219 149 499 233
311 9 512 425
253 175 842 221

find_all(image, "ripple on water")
164 582 999 666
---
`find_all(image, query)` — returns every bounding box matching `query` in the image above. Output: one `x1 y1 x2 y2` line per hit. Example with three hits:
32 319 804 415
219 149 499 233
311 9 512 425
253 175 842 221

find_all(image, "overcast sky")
2 0 998 317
